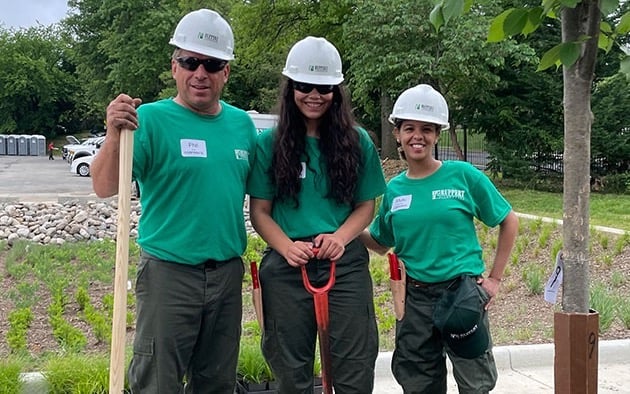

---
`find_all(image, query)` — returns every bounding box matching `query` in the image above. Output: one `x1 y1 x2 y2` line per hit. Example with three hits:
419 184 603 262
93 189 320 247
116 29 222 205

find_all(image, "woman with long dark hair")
247 36 386 393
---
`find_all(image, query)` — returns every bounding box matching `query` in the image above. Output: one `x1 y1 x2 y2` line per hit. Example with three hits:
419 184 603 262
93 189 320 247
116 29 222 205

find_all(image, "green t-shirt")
369 161 512 282
132 99 257 264
247 127 386 239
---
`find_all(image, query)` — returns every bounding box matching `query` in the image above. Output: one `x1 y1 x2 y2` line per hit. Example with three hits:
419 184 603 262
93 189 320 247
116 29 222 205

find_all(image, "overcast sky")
0 0 69 29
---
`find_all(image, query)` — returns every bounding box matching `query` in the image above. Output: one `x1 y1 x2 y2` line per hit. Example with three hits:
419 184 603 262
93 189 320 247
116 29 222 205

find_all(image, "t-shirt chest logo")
432 189 465 200
234 149 249 160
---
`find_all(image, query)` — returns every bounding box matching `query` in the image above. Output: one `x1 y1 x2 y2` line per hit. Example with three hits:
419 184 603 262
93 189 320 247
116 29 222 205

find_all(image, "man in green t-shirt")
92 9 257 393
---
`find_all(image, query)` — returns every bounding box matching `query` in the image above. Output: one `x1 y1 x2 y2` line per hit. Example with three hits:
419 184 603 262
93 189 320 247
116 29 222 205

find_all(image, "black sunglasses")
176 56 228 73
292 81 335 95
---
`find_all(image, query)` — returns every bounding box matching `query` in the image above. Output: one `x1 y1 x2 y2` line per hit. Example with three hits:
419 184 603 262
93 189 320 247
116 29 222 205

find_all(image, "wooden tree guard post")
554 309 599 394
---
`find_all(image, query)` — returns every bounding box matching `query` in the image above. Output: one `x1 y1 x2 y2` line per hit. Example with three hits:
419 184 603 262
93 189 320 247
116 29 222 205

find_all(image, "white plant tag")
544 251 564 304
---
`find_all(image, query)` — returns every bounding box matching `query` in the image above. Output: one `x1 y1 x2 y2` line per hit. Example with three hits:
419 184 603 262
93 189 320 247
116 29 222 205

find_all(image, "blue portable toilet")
35 135 46 156
17 135 29 155
29 135 39 156
6 135 17 155
29 135 46 156
0 135 6 155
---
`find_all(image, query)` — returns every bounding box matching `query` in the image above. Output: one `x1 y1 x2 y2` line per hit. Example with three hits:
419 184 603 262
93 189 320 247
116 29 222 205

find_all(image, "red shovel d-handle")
301 249 336 394
251 261 260 289
388 253 401 280
250 261 264 331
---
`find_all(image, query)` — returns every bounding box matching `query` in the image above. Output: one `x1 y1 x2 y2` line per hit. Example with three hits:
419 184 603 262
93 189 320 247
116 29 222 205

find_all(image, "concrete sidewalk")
374 339 630 393
18 340 630 392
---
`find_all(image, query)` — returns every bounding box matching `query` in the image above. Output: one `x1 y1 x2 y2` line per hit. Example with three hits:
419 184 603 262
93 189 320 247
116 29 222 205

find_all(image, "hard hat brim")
169 40 234 61
388 113 450 129
282 71 343 85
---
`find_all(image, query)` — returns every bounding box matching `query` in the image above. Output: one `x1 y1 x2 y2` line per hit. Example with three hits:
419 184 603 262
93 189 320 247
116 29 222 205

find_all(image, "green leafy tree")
0 26 78 136
229 0 353 112
467 20 565 179
65 0 180 123
432 0 630 313
592 73 630 175
343 0 536 159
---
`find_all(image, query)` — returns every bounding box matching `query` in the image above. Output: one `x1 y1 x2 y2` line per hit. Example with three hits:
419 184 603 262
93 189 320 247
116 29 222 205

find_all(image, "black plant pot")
236 378 323 394
235 380 275 394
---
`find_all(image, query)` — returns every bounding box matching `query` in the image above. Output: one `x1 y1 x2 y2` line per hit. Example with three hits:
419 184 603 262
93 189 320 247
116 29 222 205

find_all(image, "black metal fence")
434 128 490 170
432 129 619 176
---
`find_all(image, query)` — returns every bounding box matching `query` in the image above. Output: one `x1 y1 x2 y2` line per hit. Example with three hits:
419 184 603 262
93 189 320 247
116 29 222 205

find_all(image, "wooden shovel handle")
109 129 134 393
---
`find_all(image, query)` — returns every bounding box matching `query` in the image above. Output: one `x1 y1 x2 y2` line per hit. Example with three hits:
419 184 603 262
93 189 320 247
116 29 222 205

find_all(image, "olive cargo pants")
259 238 378 394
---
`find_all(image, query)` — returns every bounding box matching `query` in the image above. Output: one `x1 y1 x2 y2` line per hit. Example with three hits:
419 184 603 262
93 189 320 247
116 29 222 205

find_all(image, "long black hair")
270 79 361 208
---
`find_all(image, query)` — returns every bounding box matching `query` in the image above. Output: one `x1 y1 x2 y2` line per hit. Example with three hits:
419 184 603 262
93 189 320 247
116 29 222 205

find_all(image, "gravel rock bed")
0 200 254 245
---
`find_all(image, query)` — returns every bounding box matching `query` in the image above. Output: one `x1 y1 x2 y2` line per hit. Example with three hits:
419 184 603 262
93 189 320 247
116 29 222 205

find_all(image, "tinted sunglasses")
176 56 228 73
292 81 335 95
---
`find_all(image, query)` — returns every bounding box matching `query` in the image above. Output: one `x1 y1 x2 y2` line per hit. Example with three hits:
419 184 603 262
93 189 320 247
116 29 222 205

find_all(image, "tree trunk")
448 123 465 161
380 92 397 159
560 0 601 313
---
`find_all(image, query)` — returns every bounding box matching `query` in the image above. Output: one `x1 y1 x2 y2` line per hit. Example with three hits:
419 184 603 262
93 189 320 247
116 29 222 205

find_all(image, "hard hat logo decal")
416 104 434 112
197 32 219 43
309 65 329 73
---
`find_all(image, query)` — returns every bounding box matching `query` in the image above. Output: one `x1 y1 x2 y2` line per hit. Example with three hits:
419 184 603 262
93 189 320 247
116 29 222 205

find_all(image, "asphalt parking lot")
0 155 98 202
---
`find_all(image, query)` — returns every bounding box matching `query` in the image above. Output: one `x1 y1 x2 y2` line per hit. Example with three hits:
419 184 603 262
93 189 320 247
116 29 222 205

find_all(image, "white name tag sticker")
299 162 306 179
180 139 207 157
391 195 412 212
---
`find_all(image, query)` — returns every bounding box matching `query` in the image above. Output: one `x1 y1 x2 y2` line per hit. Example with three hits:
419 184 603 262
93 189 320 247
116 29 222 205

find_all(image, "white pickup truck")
248 111 278 133
62 135 105 163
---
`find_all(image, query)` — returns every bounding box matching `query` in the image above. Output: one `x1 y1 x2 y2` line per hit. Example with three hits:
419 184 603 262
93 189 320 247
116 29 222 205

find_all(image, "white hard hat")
389 84 450 129
169 9 234 60
282 36 344 85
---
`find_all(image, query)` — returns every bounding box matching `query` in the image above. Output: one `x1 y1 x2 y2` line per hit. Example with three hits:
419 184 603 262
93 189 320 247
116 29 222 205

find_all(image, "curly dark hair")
270 79 361 208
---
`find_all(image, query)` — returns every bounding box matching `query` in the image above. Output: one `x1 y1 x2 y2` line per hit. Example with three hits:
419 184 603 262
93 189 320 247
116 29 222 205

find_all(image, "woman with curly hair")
247 36 386 393
360 84 518 393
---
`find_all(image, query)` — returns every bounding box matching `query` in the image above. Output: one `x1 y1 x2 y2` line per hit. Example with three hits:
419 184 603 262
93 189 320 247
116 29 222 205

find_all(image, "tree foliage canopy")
431 0 629 313
0 26 77 136
0 0 627 181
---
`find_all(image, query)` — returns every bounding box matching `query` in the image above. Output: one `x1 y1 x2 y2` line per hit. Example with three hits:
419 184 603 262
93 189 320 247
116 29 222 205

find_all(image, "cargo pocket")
133 335 154 356
128 336 156 392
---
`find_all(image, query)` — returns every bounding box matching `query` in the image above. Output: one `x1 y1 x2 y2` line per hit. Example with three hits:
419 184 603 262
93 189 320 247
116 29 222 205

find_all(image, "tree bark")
380 92 397 159
448 125 465 161
560 0 601 313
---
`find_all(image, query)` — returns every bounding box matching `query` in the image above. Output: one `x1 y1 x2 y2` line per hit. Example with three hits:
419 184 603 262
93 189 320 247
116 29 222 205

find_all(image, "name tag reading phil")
180 139 207 157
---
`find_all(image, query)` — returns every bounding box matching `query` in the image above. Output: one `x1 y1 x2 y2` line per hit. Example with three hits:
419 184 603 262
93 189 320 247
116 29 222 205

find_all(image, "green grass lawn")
500 188 630 232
